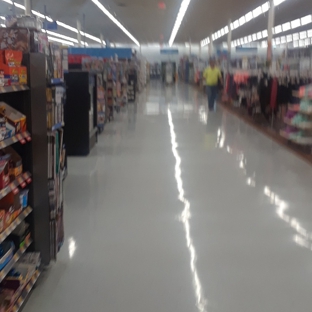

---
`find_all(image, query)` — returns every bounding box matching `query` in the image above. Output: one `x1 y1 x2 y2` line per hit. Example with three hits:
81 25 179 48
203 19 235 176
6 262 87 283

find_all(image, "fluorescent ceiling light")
233 20 239 29
14 2 25 9
80 31 101 43
301 15 312 26
257 32 263 39
245 12 253 22
274 25 282 34
282 22 291 31
293 33 299 40
253 6 262 18
291 19 301 29
281 36 286 43
262 30 268 38
32 10 45 18
275 37 281 44
221 28 224 36
293 40 299 47
56 21 78 33
0 16 5 20
287 35 292 42
92 0 140 46
224 26 229 34
274 0 285 5
45 30 88 46
305 38 310 45
308 30 312 38
47 36 74 46
239 16 246 26
1 24 6 27
2 0 13 4
252 33 257 41
217 30 221 37
261 2 269 13
300 31 307 39
168 0 191 46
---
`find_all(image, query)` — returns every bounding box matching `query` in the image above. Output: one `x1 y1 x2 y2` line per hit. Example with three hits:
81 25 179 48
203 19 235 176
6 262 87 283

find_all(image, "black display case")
64 71 98 156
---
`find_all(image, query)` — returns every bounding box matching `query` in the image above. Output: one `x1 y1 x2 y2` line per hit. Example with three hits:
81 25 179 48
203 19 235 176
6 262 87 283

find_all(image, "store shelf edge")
0 131 31 150
11 270 40 312
0 85 29 94
0 239 33 283
0 207 32 244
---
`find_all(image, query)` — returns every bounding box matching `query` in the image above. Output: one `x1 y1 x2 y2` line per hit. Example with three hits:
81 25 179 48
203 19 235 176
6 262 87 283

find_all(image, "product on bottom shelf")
0 252 40 311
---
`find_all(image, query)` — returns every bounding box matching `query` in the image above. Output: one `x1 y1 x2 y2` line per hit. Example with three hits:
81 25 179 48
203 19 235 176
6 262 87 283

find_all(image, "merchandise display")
0 50 50 312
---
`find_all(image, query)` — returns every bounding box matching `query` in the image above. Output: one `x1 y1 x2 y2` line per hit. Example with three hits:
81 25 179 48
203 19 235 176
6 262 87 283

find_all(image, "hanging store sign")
160 49 179 55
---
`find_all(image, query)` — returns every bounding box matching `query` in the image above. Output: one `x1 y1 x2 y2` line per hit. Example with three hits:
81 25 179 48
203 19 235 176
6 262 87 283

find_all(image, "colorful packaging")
18 66 27 84
4 50 22 67
0 102 26 133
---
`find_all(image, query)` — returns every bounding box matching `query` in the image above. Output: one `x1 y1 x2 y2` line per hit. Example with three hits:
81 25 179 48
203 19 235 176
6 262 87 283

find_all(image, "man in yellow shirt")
203 59 222 111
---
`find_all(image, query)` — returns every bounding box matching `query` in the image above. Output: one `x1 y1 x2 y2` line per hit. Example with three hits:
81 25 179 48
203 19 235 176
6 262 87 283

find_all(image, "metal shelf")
0 238 33 283
0 85 29 94
11 270 40 312
0 132 31 150
0 207 32 244
0 172 32 201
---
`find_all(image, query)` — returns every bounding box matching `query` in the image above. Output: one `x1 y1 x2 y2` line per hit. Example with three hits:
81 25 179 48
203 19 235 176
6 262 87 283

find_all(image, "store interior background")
0 0 311 311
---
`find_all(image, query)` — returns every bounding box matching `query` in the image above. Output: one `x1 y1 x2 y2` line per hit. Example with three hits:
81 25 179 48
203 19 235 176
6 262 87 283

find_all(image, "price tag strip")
0 172 32 201
10 270 40 312
0 206 32 244
0 238 33 284
0 132 32 150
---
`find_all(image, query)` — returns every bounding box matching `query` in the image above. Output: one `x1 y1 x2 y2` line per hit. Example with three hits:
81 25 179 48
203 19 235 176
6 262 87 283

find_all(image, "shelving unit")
10 270 40 312
280 85 312 150
64 71 98 156
0 50 49 312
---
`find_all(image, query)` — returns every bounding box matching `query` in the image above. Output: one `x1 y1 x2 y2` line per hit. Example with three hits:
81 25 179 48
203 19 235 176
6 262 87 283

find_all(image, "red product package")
4 50 22 67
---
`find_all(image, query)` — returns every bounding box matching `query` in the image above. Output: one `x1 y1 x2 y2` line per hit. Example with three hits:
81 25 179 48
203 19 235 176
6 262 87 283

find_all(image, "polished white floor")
25 82 312 312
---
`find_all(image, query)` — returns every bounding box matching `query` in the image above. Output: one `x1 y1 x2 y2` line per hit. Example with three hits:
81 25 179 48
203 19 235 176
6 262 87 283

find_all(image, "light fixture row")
0 0 106 45
169 0 191 47
231 29 312 48
91 0 140 46
231 14 312 48
201 0 287 47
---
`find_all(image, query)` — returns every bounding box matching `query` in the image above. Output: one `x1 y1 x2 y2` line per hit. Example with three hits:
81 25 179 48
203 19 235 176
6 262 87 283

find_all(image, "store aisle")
25 82 312 312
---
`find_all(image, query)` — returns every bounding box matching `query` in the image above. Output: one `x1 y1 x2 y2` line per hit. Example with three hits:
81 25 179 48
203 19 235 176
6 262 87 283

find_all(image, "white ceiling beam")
91 0 140 46
201 0 288 47
169 0 191 47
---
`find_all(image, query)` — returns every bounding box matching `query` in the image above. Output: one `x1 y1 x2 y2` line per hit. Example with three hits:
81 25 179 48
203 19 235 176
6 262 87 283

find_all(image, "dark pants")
207 85 218 110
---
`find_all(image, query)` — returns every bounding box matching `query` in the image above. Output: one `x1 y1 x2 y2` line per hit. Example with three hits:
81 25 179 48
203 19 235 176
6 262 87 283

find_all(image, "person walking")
203 59 222 111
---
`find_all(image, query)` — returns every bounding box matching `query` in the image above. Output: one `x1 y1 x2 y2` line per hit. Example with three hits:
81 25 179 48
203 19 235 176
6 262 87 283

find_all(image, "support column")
209 34 213 58
24 0 31 15
267 0 275 66
227 20 232 71
77 20 82 47
100 34 104 48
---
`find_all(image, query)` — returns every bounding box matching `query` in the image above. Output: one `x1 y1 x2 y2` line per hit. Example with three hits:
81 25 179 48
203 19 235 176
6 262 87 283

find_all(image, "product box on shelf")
1 147 23 180
0 241 14 270
0 103 26 134
0 160 9 190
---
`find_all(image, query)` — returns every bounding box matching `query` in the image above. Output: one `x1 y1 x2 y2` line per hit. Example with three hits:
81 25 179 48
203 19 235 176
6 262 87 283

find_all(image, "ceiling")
0 0 310 45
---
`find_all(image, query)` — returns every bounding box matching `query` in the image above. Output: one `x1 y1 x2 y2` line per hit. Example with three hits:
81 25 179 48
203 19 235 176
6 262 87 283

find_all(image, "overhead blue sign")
160 49 179 55
236 47 258 52
43 21 58 30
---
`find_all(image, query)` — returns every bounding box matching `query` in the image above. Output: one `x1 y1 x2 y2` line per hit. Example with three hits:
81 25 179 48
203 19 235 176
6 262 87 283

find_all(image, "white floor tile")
24 82 312 312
